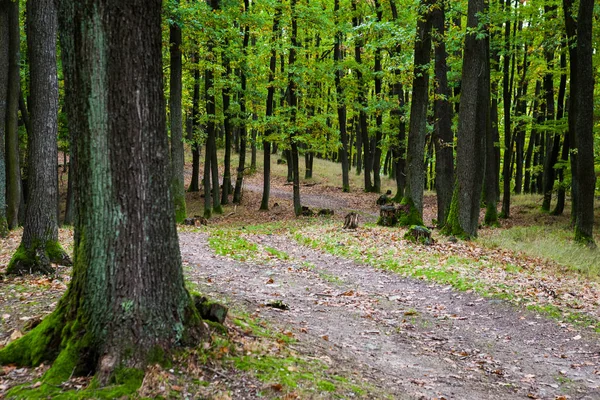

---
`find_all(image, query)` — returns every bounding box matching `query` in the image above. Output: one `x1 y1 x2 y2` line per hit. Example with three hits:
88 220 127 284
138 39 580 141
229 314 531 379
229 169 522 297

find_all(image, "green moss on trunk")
6 240 71 275
397 198 423 227
0 218 7 237
484 203 499 227
441 185 469 239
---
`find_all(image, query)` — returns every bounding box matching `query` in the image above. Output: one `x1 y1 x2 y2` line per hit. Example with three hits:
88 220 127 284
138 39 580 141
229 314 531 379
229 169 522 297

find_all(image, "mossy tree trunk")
0 0 208 387
5 0 20 231
0 1 9 237
169 0 187 223
403 0 433 226
443 0 489 238
7 0 70 275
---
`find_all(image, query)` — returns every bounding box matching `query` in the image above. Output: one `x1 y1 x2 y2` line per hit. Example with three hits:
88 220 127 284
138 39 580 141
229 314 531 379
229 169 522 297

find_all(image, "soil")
1 176 599 399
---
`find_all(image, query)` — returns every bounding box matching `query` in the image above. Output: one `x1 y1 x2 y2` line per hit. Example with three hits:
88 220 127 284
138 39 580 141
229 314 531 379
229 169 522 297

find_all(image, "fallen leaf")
321 335 329 341
266 278 274 284
271 383 283 391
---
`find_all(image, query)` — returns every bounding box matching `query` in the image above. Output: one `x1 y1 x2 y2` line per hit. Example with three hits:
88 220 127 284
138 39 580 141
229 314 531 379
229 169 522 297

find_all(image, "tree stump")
404 225 434 245
301 206 314 217
378 204 410 227
343 212 359 229
318 209 334 216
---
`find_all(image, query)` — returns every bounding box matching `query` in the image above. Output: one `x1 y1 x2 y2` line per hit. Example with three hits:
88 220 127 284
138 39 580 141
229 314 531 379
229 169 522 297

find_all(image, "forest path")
180 231 600 400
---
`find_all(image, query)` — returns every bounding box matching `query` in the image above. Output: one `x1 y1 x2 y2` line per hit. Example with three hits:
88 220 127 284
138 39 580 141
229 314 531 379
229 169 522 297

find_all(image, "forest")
0 0 599 398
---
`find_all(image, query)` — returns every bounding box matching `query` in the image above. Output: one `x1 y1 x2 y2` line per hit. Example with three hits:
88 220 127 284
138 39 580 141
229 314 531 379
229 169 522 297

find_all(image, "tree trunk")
5 0 20 230
233 4 250 204
169 1 187 222
334 0 349 193
541 22 558 212
260 4 280 210
443 0 489 238
551 51 568 216
0 0 208 385
288 0 301 216
352 0 372 192
221 44 232 205
500 1 513 217
572 0 595 245
7 0 70 274
431 0 454 227
0 1 9 236
403 0 433 225
372 0 383 193
188 57 201 193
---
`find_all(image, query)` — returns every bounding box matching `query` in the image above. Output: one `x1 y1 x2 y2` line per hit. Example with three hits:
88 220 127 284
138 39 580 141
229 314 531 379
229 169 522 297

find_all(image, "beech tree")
6 0 70 274
0 0 207 386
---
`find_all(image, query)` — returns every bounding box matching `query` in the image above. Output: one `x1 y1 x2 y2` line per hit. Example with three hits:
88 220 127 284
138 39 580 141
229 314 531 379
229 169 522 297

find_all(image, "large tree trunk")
443 0 489 238
169 1 187 223
7 0 70 274
0 1 9 236
403 0 433 225
260 3 280 210
431 0 454 227
572 0 595 245
5 0 20 230
0 0 208 386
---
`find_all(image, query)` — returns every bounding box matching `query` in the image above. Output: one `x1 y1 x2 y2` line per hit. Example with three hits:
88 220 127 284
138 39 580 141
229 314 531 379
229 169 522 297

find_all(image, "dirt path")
181 231 600 400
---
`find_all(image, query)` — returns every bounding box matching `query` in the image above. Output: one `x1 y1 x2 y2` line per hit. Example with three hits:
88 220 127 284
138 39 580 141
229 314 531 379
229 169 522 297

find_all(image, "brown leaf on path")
270 383 283 391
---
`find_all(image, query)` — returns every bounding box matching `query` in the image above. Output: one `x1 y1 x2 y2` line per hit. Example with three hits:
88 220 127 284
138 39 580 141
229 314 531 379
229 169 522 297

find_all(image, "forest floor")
1 165 600 399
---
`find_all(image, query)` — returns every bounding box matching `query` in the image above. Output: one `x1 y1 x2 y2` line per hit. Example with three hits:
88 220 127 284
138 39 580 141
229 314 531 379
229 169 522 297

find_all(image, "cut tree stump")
343 212 359 229
377 204 410 227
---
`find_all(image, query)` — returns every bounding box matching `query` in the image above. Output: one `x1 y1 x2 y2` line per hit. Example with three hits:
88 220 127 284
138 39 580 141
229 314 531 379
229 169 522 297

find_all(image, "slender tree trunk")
221 44 232 205
551 51 568 216
260 5 280 210
5 0 20 230
512 45 528 195
188 57 201 192
443 0 489 238
403 0 433 225
0 1 9 236
500 0 513 217
372 0 383 193
573 0 595 245
7 0 70 274
352 0 372 191
233 5 250 204
288 0 301 216
334 0 349 192
541 18 558 212
169 1 187 222
431 0 454 227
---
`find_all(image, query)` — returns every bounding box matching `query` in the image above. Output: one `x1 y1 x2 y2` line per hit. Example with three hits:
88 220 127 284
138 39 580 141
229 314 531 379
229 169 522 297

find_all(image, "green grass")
208 229 258 261
478 224 600 277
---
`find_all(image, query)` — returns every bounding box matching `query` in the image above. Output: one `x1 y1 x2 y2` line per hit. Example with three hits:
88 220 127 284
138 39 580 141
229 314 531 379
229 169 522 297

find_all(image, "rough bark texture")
5 0 20 230
7 0 69 274
0 1 8 236
573 0 595 245
403 0 432 225
0 0 208 386
431 1 454 226
443 0 488 238
169 2 187 223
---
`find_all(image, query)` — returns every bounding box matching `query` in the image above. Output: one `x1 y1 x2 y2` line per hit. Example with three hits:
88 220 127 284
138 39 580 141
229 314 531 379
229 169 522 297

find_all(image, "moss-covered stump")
5 241 72 275
404 225 434 245
377 204 412 227
193 295 229 324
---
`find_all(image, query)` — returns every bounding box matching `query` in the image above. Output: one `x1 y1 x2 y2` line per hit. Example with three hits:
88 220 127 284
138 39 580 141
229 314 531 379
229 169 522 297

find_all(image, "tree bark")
7 0 70 274
551 51 568 216
221 41 232 205
0 0 208 385
372 0 384 193
188 56 201 193
334 0 350 193
288 0 301 216
260 4 280 210
169 1 187 222
443 0 489 238
403 0 433 225
431 0 454 227
0 1 9 236
5 0 20 230
572 0 595 245
500 0 513 217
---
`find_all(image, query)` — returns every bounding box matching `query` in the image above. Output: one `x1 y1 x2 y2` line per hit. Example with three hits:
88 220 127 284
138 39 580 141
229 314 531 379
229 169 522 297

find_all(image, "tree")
0 0 207 387
334 0 350 193
288 0 301 216
402 0 433 226
431 0 454 226
169 0 187 223
4 0 19 230
572 0 595 245
443 0 489 238
6 0 70 274
0 1 9 237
